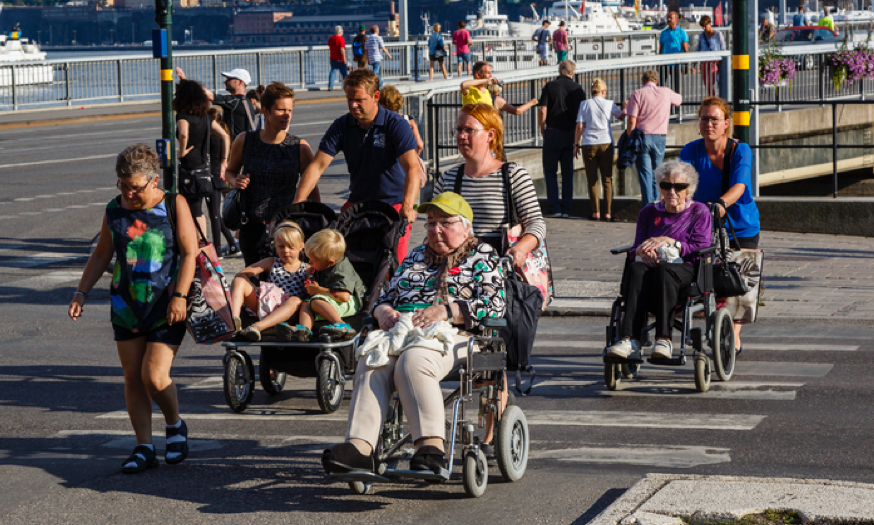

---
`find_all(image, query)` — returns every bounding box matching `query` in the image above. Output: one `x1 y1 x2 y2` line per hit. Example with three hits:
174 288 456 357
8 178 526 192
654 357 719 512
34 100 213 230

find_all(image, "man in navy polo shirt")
294 69 421 262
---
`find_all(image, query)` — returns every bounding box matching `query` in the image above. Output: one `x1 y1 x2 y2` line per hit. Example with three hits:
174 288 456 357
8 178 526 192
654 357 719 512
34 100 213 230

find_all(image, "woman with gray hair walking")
68 143 199 473
606 159 712 361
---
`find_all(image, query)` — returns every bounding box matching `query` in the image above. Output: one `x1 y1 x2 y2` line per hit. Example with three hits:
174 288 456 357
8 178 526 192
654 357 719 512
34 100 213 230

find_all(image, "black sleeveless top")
176 112 209 170
242 130 301 222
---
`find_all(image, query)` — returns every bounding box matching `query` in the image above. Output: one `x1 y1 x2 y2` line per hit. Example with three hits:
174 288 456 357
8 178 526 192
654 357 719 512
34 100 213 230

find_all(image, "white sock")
124 444 154 469
166 419 182 429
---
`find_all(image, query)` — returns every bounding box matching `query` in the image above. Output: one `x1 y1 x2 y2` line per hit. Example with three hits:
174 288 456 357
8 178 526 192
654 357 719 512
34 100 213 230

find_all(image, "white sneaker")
607 338 641 359
652 339 673 359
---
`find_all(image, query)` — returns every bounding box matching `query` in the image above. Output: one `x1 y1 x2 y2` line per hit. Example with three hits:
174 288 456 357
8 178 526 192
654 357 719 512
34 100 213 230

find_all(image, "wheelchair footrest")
603 355 644 365
384 468 451 481
647 356 687 366
329 471 391 484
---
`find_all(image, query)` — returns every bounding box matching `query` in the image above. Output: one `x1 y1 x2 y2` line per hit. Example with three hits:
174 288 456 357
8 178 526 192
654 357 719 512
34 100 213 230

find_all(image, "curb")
589 473 874 525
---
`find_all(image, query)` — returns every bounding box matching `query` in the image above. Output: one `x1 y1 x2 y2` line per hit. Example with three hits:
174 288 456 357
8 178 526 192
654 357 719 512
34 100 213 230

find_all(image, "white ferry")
465 0 512 39
0 20 53 87
509 1 632 37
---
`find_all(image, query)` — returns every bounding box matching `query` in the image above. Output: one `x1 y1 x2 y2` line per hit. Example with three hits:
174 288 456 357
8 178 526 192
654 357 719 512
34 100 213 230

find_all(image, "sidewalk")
542 216 874 322
590 473 874 524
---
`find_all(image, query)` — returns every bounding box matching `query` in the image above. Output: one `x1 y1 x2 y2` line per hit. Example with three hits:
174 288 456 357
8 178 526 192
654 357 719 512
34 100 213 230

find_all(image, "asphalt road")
2 108 874 524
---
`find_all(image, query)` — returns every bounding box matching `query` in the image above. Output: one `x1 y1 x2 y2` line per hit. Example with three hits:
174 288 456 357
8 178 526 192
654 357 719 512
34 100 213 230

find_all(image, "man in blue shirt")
792 6 810 26
294 68 421 262
659 11 689 91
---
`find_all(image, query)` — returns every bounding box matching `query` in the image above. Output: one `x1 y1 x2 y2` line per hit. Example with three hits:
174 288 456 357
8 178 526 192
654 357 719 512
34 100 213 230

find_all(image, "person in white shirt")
574 78 625 221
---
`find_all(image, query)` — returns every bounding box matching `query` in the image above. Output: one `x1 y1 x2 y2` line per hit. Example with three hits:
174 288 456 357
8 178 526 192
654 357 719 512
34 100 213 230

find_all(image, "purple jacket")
631 200 712 264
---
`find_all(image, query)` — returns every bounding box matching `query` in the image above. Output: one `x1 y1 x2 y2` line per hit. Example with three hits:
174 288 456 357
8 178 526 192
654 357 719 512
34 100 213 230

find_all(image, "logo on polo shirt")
373 132 386 148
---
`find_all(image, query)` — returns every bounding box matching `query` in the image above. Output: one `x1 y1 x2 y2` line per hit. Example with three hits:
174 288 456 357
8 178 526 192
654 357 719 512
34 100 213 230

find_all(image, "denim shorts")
113 321 187 346
458 52 471 63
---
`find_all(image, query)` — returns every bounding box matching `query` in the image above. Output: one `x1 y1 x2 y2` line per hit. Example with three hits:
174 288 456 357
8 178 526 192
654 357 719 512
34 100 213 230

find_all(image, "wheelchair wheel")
317 358 344 413
604 363 620 391
348 481 373 495
463 448 489 498
259 355 287 396
496 405 528 482
712 308 736 382
694 355 711 393
224 352 255 412
620 362 640 380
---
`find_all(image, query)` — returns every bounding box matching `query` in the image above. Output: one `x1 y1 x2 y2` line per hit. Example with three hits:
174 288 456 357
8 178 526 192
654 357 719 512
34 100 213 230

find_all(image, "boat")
0 20 53 87
509 1 633 38
465 0 512 38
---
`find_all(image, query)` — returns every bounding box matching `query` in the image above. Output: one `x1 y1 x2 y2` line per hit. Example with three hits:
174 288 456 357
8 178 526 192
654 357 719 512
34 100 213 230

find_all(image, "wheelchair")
603 240 736 393
327 316 530 498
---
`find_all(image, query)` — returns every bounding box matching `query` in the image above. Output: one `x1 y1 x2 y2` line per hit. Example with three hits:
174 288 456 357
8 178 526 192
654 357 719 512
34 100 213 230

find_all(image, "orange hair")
698 96 732 135
460 103 504 161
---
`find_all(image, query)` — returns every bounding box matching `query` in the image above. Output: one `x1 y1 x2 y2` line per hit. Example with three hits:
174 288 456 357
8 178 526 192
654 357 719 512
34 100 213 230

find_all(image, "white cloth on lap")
357 312 458 368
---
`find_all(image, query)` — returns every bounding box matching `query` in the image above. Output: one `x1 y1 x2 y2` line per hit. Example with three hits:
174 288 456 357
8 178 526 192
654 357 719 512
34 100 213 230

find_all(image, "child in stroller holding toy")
277 228 366 343
231 221 310 342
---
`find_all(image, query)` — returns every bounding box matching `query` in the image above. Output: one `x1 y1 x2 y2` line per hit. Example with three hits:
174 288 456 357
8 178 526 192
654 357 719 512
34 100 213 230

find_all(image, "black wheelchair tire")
348 481 373 495
224 352 255 412
317 358 344 413
694 355 711 393
496 405 528 482
604 363 620 391
462 448 489 498
712 308 736 382
620 362 640 380
259 354 287 396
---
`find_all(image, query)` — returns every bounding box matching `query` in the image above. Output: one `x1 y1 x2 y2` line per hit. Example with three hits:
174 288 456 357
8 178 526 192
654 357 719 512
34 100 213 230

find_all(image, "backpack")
352 37 365 57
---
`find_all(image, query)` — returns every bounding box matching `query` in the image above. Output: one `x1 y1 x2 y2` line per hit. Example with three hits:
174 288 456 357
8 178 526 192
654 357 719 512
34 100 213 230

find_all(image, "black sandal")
121 444 159 474
409 445 446 474
165 419 189 465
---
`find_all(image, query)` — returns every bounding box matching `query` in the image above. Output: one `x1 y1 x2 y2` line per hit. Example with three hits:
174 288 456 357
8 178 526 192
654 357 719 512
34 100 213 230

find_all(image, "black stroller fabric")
258 201 338 261
333 201 405 314
503 275 543 395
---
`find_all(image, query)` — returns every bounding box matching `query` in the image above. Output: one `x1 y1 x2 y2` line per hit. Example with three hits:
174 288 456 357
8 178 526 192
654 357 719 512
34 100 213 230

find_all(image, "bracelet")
445 303 453 321
172 292 187 299
74 291 88 299
717 199 728 209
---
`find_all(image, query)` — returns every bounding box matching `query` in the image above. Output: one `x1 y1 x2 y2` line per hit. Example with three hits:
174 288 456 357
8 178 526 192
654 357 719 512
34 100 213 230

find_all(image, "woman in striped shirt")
433 103 546 269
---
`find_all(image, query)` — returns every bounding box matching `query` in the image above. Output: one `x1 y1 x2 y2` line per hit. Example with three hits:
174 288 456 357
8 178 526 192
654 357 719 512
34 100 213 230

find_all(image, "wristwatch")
172 291 187 299
674 241 682 250
444 304 453 321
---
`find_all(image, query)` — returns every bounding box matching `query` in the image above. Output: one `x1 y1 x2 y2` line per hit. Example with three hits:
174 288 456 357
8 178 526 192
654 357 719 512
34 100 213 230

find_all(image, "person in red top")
452 21 473 77
328 26 348 91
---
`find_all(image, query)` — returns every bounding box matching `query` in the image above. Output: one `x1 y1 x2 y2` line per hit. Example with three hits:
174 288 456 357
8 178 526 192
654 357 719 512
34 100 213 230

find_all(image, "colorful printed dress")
106 194 178 333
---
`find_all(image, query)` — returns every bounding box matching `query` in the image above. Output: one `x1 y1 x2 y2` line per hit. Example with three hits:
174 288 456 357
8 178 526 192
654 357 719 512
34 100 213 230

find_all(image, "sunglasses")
659 182 690 192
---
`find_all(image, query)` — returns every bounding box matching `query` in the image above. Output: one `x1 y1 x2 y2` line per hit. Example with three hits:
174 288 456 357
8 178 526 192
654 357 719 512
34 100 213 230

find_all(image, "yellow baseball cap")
416 192 473 223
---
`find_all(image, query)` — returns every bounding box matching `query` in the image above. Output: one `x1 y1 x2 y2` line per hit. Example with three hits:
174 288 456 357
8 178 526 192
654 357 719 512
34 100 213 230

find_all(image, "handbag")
222 131 249 230
498 163 555 310
712 206 750 297
166 195 237 344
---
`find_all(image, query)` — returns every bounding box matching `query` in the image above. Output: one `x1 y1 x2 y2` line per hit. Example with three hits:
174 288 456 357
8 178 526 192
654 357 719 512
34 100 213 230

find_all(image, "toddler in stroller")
276 228 367 343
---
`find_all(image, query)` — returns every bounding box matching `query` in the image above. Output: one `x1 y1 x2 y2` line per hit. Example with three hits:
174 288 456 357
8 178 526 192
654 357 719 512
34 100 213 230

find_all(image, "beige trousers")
346 334 469 448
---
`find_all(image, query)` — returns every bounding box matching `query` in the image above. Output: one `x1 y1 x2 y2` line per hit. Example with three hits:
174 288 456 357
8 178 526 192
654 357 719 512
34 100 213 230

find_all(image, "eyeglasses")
698 117 725 125
426 218 464 231
117 179 153 194
659 181 690 192
452 127 486 139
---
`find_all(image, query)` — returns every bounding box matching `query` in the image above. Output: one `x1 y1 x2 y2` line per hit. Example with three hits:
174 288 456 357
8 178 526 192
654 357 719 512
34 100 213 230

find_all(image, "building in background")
235 13 386 45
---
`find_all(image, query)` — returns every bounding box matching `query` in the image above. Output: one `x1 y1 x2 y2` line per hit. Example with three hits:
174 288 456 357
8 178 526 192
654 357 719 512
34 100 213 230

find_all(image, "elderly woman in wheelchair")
607 160 713 362
321 192 521 496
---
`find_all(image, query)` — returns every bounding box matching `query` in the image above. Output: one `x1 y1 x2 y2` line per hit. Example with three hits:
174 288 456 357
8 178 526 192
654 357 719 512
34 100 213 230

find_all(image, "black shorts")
429 54 445 63
732 234 760 250
113 321 187 346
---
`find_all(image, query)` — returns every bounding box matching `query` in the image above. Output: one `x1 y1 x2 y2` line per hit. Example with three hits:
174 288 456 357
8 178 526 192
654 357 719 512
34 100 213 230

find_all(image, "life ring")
593 44 600 50
618 43 624 49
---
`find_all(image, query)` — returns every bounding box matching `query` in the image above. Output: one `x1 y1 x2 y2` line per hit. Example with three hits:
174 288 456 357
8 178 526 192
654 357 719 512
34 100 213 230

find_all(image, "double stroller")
220 200 406 413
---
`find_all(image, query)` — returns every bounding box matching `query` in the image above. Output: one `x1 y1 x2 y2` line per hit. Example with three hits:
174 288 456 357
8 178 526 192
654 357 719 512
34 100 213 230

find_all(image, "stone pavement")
590 473 874 524
542 216 874 321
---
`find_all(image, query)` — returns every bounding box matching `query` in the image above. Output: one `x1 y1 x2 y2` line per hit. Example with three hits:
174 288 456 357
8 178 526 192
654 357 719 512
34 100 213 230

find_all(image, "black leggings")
621 261 696 340
207 189 236 253
239 221 268 266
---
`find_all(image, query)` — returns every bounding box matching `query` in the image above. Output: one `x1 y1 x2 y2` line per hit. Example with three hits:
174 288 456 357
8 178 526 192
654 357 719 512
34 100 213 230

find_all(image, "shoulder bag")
222 132 249 230
166 194 237 344
178 115 214 197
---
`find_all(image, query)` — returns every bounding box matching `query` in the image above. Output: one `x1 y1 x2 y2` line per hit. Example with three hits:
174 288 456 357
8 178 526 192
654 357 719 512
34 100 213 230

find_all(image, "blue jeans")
327 60 348 90
541 128 576 214
635 134 666 205
371 61 382 87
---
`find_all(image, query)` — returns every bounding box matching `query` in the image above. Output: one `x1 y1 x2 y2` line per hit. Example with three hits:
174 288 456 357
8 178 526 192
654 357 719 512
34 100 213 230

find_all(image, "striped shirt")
434 163 546 243
365 34 385 63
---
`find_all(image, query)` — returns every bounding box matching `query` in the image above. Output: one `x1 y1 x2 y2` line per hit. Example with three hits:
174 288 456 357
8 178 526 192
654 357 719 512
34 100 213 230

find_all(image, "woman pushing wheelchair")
606 160 712 361
321 192 506 476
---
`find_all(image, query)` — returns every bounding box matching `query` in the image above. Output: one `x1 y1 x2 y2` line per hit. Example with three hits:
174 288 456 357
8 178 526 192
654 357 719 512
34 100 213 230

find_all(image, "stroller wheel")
317 358 345 413
224 353 255 412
